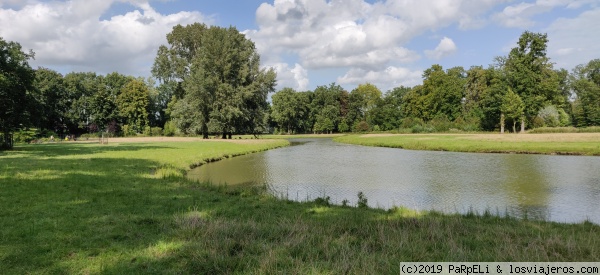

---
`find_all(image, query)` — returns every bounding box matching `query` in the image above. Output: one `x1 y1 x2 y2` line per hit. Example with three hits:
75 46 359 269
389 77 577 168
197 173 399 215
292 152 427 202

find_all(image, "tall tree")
502 31 560 131
33 68 67 134
0 37 35 149
155 24 275 138
571 59 600 126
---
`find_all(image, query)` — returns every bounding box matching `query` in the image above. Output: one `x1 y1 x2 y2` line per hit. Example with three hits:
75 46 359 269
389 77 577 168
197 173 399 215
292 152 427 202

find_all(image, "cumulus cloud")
492 0 597 28
337 67 423 92
425 37 457 60
0 0 208 76
245 0 509 89
546 7 600 70
269 63 309 91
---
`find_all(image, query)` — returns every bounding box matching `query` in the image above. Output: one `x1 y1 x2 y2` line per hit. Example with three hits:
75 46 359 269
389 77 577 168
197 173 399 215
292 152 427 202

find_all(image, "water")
188 138 600 224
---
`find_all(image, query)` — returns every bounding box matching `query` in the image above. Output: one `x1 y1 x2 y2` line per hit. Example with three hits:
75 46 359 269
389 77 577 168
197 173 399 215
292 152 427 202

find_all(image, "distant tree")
502 31 560 131
117 80 150 134
571 59 600 126
33 68 67 134
0 37 35 149
272 88 306 134
370 86 408 130
500 88 525 133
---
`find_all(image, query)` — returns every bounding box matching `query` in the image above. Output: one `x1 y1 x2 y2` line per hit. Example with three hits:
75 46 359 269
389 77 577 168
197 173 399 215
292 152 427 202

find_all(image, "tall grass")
1 140 598 273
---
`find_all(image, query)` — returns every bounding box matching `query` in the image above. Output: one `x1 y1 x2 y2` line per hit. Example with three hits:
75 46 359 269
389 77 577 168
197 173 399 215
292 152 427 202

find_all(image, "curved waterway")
188 138 600 224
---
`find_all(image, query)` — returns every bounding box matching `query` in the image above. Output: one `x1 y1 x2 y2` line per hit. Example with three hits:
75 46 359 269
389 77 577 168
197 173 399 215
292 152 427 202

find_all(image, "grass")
335 133 600 156
1 139 599 274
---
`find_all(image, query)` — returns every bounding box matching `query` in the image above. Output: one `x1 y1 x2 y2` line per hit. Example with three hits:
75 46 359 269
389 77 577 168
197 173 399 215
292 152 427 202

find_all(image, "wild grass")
335 133 600 156
1 139 599 274
529 126 600 133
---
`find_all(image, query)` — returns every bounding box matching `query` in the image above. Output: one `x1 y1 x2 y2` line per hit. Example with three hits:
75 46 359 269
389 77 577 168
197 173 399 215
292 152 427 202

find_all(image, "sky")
1 0 599 93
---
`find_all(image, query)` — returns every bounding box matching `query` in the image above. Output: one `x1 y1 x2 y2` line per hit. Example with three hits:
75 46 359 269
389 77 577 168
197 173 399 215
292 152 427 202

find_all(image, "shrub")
13 130 36 144
357 192 368 208
353 121 370 132
151 127 163 136
163 121 177 137
143 126 152 136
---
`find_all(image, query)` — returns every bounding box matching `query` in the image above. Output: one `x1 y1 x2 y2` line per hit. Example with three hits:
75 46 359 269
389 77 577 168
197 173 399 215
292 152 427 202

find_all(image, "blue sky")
1 0 599 92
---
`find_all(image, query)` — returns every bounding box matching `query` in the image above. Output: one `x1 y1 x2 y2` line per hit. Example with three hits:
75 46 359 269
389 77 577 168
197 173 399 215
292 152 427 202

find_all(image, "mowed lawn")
335 133 600 155
1 137 599 274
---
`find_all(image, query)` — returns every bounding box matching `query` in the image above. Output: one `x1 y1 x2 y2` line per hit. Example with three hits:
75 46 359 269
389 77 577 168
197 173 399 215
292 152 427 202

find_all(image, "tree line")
2 27 600 149
270 32 600 134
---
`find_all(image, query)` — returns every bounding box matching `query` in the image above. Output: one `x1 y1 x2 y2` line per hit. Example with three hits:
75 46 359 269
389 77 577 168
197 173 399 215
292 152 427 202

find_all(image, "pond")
188 138 600 224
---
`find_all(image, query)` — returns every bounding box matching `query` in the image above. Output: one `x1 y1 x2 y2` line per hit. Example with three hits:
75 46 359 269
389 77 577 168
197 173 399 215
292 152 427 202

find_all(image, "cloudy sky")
1 0 598 92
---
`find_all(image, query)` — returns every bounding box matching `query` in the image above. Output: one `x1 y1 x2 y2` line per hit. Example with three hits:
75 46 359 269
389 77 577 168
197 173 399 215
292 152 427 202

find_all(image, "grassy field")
1 138 599 273
335 133 600 156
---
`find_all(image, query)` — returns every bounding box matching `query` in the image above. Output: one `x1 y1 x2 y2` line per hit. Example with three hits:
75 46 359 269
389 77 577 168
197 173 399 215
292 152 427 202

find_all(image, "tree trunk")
512 121 516 133
228 133 232 139
520 115 525 133
222 132 227 139
202 121 209 139
500 113 505 134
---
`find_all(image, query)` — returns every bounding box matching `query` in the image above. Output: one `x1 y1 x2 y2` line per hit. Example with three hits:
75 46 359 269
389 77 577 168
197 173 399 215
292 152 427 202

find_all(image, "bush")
353 121 370 132
13 130 36 144
151 127 163 136
163 121 177 137
143 126 152 136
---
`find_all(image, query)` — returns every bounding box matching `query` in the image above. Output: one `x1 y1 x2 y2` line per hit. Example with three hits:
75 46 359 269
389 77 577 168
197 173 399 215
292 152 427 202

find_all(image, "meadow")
335 133 600 156
1 137 599 274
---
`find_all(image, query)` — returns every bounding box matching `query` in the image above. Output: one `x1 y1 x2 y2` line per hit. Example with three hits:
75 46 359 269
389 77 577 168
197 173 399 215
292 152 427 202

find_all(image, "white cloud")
492 0 597 28
546 7 600 70
247 0 508 68
246 0 509 89
269 63 309 91
0 0 208 76
337 66 423 92
425 37 457 60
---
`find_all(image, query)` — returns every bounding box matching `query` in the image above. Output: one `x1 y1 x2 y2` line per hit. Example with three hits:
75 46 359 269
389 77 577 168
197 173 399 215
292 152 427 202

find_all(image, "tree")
155 24 275 138
32 68 67 134
370 86 408 130
117 80 150 134
500 88 525 133
571 59 600 126
0 37 35 149
347 83 382 128
502 31 560 131
271 88 307 134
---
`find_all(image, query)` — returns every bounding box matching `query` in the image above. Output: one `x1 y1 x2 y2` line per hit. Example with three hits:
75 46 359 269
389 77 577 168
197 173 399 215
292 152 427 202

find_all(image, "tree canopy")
1 37 35 148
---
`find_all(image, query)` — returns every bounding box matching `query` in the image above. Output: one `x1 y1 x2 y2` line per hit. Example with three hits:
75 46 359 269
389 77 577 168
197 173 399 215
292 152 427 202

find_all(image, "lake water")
188 138 600 224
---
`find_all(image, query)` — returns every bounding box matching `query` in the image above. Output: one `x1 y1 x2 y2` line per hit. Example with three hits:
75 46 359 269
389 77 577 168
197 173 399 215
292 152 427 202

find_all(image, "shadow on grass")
1 144 599 274
11 143 175 158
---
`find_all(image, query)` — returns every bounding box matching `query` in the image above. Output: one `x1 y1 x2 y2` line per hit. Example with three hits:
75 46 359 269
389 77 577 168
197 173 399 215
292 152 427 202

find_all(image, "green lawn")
335 133 600 156
1 140 598 274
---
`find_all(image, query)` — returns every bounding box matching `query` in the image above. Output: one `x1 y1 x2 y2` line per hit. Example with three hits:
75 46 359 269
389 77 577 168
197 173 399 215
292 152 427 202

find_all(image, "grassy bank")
1 140 599 273
335 133 600 156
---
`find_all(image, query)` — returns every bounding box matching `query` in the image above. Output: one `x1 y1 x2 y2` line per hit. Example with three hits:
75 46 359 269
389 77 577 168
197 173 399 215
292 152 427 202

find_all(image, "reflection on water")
187 138 600 224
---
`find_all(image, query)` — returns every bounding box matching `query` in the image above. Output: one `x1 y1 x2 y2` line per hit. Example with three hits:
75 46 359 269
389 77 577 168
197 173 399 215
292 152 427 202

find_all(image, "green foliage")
157 24 275 138
571 59 600 126
353 121 370 132
151 127 163 136
357 192 368 208
502 31 562 125
117 80 150 134
12 129 36 143
0 37 36 149
163 120 177 136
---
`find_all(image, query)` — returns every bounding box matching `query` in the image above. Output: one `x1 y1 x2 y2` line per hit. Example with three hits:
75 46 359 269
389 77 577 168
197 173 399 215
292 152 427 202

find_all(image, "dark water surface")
188 138 600 224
